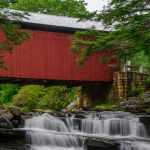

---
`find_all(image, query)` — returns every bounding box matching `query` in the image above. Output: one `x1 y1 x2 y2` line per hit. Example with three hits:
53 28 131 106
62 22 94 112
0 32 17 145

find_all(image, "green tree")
70 0 150 67
11 0 89 18
12 85 77 112
0 0 31 69
0 84 19 105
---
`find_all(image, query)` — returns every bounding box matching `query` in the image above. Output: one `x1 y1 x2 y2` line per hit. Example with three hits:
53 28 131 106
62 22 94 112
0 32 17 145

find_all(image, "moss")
93 102 116 111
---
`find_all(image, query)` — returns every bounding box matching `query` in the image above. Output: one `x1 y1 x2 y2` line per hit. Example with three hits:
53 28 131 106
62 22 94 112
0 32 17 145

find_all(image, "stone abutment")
77 72 150 108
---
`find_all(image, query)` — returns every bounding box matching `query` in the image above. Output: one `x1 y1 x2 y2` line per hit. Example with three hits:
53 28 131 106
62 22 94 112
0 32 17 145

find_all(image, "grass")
96 102 115 107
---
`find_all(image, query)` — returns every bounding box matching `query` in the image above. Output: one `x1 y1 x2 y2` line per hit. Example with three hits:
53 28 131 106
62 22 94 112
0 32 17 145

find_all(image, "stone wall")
77 72 150 108
110 72 150 102
77 82 112 108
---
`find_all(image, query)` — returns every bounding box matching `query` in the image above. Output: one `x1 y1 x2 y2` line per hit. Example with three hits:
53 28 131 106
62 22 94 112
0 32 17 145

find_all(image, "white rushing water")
24 112 150 150
25 113 68 132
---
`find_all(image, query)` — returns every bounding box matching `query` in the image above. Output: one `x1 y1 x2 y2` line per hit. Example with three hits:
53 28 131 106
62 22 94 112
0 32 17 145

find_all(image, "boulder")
33 109 52 114
125 105 136 111
120 102 125 106
128 99 136 105
139 116 150 125
0 117 13 129
120 106 126 111
11 120 19 127
142 93 150 99
21 115 32 120
0 128 26 136
134 105 147 111
0 110 13 120
84 138 119 150
144 98 150 104
146 109 150 114
136 100 144 105
74 114 85 119
66 101 77 111
7 107 22 117
0 105 4 110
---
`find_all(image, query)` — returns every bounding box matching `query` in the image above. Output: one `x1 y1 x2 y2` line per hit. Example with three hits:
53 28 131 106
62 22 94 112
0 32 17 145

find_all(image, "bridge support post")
77 82 112 108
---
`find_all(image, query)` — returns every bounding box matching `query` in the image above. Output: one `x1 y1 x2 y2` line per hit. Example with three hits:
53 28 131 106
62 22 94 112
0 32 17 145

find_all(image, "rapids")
24 111 150 150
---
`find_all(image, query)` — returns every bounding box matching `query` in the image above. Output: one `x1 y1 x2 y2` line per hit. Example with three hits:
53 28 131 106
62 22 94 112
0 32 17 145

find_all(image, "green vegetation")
11 0 89 18
129 87 140 97
70 0 150 67
0 84 77 112
93 102 116 111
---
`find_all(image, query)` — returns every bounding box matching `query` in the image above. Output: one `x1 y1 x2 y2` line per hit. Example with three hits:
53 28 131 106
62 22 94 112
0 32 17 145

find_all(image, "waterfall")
25 113 69 132
81 118 148 137
120 142 150 150
24 113 84 150
24 111 150 150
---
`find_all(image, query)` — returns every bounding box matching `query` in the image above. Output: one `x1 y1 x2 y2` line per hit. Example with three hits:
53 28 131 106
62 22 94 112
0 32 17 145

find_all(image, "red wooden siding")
0 29 119 81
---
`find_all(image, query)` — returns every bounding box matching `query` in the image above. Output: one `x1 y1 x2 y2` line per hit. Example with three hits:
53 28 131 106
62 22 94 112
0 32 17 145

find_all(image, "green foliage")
140 90 145 97
38 86 76 111
0 84 19 104
96 102 115 107
11 0 89 18
130 87 140 97
12 85 77 112
93 102 116 111
70 0 150 67
12 85 46 110
146 76 150 83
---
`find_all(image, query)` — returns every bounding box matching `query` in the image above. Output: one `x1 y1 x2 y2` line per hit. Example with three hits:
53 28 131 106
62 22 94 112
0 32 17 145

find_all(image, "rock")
66 101 77 111
72 108 77 111
146 109 150 114
134 105 147 111
144 98 150 104
0 110 13 120
55 114 65 117
0 128 26 136
61 109 67 112
122 99 127 102
125 105 136 111
11 120 19 127
82 107 88 111
0 105 4 110
84 138 119 150
0 117 13 129
26 112 34 116
76 108 82 111
33 109 52 114
74 114 85 119
128 97 136 100
142 93 150 99
7 107 22 117
136 100 144 105
139 116 150 125
21 115 32 120
120 106 126 111
120 102 125 106
128 99 136 105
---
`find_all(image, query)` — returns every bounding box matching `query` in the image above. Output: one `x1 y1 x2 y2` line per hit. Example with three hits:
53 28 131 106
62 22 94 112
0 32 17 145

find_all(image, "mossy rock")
146 109 150 114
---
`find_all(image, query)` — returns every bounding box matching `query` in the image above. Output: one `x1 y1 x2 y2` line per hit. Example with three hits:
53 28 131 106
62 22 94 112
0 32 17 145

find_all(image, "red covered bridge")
0 11 119 87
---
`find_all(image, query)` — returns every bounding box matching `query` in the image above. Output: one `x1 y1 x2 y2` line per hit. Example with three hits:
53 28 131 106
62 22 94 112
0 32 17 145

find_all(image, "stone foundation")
77 82 112 108
77 72 150 108
110 72 150 102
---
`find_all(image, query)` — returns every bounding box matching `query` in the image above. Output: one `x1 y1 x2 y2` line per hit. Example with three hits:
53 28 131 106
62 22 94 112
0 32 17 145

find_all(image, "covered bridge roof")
10 10 110 33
